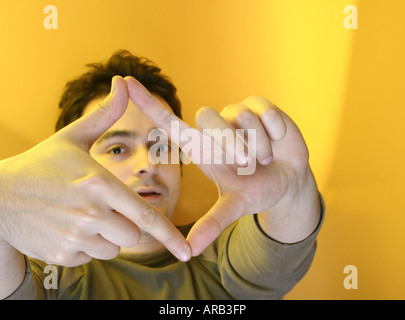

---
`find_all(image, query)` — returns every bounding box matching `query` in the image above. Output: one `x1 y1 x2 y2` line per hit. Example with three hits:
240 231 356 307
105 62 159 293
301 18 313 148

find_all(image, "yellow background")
0 0 404 299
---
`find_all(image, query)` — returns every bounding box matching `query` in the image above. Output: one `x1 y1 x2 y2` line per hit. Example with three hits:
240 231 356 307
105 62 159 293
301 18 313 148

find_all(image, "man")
1 50 323 299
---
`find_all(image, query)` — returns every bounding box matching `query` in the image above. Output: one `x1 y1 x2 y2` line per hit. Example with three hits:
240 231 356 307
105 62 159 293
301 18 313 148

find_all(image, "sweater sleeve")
4 257 37 300
216 194 325 299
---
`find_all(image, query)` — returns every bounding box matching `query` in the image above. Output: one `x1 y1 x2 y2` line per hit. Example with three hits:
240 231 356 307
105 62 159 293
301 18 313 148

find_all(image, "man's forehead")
84 93 174 144
95 130 137 145
96 128 168 145
83 93 173 115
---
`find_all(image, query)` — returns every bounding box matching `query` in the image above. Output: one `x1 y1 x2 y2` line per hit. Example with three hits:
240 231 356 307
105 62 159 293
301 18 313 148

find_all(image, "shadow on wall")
325 0 405 298
286 0 405 299
326 0 405 222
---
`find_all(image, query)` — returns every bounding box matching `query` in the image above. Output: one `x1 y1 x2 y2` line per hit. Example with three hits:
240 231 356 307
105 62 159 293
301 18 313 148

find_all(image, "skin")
0 77 190 298
125 76 321 255
83 95 182 255
0 75 321 299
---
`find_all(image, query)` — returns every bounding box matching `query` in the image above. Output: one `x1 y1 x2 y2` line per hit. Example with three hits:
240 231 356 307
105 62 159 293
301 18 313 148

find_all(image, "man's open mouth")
135 187 162 201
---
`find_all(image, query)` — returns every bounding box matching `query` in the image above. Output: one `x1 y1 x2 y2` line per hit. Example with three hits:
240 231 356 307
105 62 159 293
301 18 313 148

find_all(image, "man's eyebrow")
148 128 168 139
96 130 138 144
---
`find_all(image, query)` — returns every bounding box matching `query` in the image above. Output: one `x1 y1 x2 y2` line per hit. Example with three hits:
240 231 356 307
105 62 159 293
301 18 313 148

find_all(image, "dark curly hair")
55 50 182 131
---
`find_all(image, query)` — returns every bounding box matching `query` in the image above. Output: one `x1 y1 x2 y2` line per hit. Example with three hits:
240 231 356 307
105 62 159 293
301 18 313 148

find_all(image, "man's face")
83 95 182 227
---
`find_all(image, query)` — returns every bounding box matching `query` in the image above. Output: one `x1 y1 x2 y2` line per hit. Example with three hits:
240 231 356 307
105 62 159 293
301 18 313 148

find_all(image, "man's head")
55 51 183 235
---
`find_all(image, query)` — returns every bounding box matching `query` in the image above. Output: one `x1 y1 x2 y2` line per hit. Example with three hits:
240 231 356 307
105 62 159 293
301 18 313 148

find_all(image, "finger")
186 194 244 256
195 106 250 166
48 207 131 261
132 205 191 262
101 210 141 248
60 76 129 150
45 250 93 267
21 243 93 267
104 180 191 262
220 104 273 165
71 155 191 261
81 234 121 260
126 76 190 138
84 207 142 249
73 168 191 261
126 76 211 168
241 96 287 141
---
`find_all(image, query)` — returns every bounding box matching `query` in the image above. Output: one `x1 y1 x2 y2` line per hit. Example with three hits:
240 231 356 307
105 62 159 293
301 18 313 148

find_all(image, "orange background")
0 0 404 299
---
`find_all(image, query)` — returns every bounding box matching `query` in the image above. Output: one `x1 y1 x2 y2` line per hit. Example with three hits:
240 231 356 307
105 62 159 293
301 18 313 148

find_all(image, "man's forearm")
0 241 25 299
257 167 321 244
0 158 26 299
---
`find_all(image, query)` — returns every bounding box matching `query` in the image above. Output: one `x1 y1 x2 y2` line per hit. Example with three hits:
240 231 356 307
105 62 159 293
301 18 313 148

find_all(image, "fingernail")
261 154 273 165
177 245 191 262
236 155 248 166
111 76 119 93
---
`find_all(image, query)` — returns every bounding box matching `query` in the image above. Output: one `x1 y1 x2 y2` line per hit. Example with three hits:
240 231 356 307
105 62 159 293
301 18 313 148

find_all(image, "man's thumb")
59 76 129 150
186 194 245 256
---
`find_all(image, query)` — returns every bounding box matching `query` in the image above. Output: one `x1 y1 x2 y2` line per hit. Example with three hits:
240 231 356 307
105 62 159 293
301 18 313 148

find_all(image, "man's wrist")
256 167 321 243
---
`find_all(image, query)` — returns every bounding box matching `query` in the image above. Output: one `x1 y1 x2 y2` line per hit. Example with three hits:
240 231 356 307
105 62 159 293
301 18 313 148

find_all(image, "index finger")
125 76 192 144
126 76 214 167
99 171 191 262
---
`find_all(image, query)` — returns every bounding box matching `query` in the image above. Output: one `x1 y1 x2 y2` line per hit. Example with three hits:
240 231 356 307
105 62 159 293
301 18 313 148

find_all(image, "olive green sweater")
7 203 324 300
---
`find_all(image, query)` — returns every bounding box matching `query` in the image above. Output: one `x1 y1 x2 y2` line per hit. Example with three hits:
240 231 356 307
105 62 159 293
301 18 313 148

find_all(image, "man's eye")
108 147 125 155
156 144 170 152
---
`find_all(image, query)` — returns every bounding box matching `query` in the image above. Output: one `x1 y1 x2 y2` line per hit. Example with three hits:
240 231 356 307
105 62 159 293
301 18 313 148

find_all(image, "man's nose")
132 146 157 178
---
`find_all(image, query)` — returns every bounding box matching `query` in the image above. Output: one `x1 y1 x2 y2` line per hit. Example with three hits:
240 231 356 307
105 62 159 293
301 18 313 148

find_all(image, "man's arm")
222 202 324 299
126 77 322 255
0 77 191 299
0 241 25 299
257 166 321 244
0 157 26 299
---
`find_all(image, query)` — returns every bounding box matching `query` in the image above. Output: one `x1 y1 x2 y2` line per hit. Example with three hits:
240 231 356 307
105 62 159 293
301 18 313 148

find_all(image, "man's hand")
126 77 321 256
0 76 191 267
